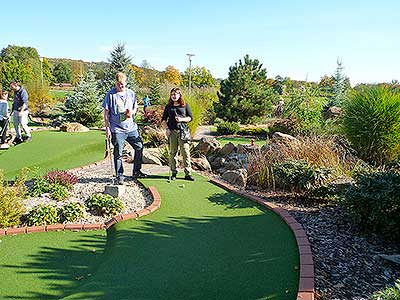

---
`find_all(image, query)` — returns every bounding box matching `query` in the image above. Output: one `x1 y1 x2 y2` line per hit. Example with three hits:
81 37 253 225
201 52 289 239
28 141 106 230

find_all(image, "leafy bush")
217 121 240 135
44 170 78 189
25 204 58 226
48 183 69 201
58 202 86 223
85 193 124 216
238 126 269 137
0 170 26 228
343 170 400 240
274 160 334 193
372 279 400 300
29 176 51 197
343 86 400 165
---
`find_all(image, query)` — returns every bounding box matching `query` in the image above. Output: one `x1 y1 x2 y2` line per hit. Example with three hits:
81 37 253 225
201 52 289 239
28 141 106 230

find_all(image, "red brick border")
209 177 315 300
1 186 161 236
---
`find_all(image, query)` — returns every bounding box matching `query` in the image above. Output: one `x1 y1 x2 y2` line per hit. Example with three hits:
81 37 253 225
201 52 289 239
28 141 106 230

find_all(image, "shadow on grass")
207 191 260 209
1 215 298 300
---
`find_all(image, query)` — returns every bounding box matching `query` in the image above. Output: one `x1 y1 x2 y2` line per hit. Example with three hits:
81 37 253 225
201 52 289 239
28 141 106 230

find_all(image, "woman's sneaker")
184 175 195 181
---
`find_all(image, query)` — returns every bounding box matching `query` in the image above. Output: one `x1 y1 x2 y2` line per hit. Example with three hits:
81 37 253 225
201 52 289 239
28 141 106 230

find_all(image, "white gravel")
23 160 153 225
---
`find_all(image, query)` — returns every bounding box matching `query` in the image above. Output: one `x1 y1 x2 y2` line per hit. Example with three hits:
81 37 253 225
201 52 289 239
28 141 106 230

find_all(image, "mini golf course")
0 173 299 299
0 130 105 180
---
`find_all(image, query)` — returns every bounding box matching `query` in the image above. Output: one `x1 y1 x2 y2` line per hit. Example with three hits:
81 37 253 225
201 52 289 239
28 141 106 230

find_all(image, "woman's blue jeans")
111 130 143 178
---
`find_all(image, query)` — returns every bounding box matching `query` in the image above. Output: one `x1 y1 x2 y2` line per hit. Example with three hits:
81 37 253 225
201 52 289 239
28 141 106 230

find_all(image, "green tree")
100 43 136 97
331 58 350 106
0 56 31 88
42 57 54 84
149 79 161 104
53 62 73 83
182 66 217 88
215 55 277 124
65 68 102 126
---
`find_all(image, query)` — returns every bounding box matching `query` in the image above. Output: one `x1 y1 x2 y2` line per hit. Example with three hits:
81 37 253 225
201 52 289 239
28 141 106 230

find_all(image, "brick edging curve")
209 177 315 300
0 186 161 236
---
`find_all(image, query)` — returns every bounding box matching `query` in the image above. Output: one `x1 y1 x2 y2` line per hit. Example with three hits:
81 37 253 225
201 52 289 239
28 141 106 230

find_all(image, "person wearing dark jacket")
161 88 194 181
10 81 31 144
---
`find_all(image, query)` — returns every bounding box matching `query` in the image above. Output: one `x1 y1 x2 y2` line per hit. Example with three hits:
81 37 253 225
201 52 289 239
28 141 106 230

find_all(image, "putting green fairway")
0 130 105 180
0 174 299 300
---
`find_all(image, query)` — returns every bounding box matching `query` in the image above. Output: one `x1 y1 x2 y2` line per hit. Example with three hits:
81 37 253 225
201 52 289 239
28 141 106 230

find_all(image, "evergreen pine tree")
331 58 349 106
214 55 277 124
149 80 161 105
65 67 103 126
99 43 136 97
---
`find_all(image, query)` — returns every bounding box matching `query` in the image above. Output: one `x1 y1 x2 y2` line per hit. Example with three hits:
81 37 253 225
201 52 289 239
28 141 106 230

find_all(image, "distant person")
161 87 194 181
10 80 32 144
102 72 148 185
0 90 10 148
143 95 151 116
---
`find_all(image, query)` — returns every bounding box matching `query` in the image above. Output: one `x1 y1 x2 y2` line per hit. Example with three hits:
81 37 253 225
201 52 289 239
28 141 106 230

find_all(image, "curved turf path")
0 175 299 300
0 130 105 180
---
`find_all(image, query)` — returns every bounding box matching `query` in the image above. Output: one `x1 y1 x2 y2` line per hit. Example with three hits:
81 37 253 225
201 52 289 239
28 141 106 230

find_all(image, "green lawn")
0 175 299 300
49 89 71 101
217 136 266 146
0 130 105 180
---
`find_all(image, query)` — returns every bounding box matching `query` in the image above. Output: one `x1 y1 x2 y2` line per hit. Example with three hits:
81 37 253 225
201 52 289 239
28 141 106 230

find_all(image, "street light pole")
39 56 44 87
186 53 195 94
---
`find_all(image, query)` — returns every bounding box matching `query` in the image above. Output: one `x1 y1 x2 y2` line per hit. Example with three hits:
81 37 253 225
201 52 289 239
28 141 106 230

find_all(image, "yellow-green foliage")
0 169 28 228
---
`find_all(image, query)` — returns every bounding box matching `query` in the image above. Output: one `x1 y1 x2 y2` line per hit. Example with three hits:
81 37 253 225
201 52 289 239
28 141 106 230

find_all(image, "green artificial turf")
0 174 299 300
0 130 105 180
217 136 266 146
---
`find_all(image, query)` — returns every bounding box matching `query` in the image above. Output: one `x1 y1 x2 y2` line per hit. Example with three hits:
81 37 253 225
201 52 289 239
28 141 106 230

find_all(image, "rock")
191 156 212 171
378 254 400 266
194 137 221 156
272 132 300 144
237 143 261 155
142 149 162 165
221 168 247 187
323 106 343 119
60 122 89 133
104 185 126 198
218 142 236 157
208 156 226 170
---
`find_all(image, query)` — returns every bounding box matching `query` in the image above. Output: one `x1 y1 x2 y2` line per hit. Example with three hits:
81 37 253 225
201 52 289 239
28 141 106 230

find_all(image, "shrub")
48 183 69 201
216 121 240 135
238 126 269 137
372 279 400 300
29 176 51 197
274 160 334 193
85 193 124 216
58 202 86 223
25 204 58 226
343 86 400 165
44 170 78 189
343 170 400 240
0 170 25 228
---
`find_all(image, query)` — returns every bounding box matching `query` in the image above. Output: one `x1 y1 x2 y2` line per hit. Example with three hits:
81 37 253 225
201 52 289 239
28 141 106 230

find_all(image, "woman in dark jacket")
161 88 194 181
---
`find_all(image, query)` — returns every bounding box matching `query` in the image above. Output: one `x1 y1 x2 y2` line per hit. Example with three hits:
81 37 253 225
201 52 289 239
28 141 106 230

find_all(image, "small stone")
104 185 126 198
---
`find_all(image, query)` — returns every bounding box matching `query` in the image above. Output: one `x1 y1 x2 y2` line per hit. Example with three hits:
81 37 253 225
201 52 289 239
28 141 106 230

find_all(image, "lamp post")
186 53 195 94
39 56 44 87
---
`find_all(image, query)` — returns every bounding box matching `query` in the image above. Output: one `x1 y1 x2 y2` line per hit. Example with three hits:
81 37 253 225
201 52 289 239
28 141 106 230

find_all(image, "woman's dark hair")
168 87 185 107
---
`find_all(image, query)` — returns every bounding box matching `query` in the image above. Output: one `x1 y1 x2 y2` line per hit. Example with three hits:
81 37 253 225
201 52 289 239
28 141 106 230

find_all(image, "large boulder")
142 148 162 165
194 137 221 156
323 106 343 119
217 142 236 157
60 122 89 133
191 156 212 171
271 132 300 145
221 169 247 188
237 144 261 155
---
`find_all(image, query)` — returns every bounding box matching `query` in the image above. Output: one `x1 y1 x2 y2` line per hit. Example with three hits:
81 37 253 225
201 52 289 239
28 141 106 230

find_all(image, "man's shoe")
184 175 195 181
24 136 32 142
171 173 177 180
133 171 148 178
116 176 124 185
12 138 23 145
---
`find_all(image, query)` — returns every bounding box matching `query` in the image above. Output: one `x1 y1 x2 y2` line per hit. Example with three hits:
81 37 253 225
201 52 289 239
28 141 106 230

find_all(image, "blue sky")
1 0 399 84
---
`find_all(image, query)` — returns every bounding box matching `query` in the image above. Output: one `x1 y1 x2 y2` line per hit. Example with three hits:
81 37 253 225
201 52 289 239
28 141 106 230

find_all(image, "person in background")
102 72 148 185
143 95 151 116
0 90 10 148
161 87 194 181
10 80 32 144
